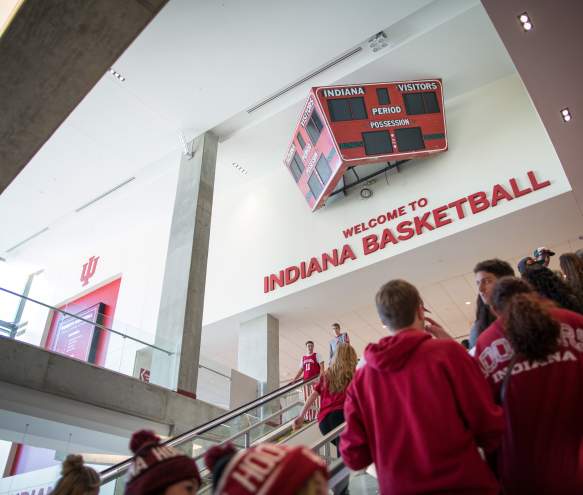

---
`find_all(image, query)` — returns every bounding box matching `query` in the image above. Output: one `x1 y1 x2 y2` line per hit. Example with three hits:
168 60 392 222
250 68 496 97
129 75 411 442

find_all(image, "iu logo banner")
80 256 99 286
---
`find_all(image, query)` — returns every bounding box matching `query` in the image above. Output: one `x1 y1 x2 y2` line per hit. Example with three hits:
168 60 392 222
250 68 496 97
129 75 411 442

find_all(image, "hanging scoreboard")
284 79 447 211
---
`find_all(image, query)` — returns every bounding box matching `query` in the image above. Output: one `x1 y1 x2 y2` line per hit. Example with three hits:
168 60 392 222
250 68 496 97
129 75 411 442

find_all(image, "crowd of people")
52 246 583 494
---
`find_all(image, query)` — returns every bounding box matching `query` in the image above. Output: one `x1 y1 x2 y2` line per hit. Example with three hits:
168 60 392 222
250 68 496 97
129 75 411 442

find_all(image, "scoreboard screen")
284 79 447 211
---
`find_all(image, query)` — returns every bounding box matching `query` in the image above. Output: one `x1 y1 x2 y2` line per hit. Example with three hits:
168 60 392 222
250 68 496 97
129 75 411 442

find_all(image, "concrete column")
152 132 217 396
238 314 280 394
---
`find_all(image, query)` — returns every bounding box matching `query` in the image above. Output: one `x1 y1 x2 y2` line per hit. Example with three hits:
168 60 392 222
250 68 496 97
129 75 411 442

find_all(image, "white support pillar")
238 314 280 394
151 132 218 396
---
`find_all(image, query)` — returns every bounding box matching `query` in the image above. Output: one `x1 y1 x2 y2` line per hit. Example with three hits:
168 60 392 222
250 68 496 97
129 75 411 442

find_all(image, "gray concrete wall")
0 0 169 192
0 338 225 443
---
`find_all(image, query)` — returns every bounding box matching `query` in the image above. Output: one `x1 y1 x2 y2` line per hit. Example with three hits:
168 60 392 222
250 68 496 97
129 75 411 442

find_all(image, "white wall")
204 74 571 326
2 150 182 378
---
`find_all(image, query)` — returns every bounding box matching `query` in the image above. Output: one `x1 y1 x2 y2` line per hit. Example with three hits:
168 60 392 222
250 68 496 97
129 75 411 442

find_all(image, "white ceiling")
3 0 582 382
0 0 482 252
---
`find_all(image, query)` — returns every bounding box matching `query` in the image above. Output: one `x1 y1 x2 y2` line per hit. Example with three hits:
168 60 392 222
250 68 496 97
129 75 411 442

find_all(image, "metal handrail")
0 286 172 355
99 375 318 483
311 423 344 452
196 421 347 495
192 400 303 459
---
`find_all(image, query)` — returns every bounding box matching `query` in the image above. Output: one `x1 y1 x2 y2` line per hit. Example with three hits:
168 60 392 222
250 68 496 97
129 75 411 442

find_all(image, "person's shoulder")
422 337 468 358
349 364 368 387
552 306 583 325
475 319 503 348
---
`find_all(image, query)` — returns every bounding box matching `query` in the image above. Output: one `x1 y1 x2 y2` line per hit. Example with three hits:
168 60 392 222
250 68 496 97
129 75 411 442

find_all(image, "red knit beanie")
125 430 201 495
204 443 328 495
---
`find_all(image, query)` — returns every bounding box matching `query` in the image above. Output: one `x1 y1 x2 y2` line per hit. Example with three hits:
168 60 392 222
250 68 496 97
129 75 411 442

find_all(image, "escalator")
98 376 378 494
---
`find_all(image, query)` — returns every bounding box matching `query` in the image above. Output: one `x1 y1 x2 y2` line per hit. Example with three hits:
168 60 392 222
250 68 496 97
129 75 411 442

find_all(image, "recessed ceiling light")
518 12 533 31
561 107 572 122
108 68 126 82
231 162 248 175
465 301 471 305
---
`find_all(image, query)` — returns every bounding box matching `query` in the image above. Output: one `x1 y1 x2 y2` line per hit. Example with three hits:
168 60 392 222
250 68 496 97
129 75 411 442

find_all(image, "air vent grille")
75 177 136 212
6 227 49 253
246 46 363 114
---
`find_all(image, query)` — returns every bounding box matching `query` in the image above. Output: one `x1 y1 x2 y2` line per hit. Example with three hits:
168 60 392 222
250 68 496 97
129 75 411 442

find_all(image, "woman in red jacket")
293 343 357 451
475 277 583 495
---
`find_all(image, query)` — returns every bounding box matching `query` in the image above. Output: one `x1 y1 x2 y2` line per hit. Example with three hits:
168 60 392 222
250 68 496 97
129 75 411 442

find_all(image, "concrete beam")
0 338 225 440
0 0 169 193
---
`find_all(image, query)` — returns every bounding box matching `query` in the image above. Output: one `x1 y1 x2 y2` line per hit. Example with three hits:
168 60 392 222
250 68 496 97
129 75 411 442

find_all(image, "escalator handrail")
99 374 319 483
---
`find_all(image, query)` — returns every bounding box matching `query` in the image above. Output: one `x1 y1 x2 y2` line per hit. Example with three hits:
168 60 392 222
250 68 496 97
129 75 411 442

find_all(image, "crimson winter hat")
204 443 328 495
125 430 201 495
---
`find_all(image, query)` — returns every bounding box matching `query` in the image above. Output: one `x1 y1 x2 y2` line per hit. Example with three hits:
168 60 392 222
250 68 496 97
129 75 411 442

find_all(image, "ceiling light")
368 31 389 53
108 68 126 82
518 12 533 31
465 301 471 305
561 107 572 122
232 162 248 175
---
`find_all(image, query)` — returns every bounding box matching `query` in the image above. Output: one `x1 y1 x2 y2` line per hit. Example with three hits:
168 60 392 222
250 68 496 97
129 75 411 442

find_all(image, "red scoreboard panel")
284 79 447 211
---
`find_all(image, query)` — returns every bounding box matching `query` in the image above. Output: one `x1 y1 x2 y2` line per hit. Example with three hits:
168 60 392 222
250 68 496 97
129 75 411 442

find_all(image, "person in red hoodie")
340 279 503 495
293 343 358 452
475 277 583 495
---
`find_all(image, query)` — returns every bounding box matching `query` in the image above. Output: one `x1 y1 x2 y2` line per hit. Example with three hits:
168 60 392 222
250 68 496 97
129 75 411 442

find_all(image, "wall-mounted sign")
80 255 99 286
284 80 447 211
52 303 105 362
10 483 53 495
264 170 550 293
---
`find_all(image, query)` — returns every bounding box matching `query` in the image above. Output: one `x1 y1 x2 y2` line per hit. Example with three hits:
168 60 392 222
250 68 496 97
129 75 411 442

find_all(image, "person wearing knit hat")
53 454 100 495
204 443 328 495
125 430 201 495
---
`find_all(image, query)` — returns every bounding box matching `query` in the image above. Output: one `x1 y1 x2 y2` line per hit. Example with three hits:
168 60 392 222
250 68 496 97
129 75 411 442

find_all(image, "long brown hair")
325 343 357 394
491 277 560 361
52 455 99 495
560 253 583 295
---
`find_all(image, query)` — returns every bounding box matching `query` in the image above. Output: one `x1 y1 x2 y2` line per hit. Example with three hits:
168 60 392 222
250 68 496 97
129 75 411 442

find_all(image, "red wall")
45 278 121 366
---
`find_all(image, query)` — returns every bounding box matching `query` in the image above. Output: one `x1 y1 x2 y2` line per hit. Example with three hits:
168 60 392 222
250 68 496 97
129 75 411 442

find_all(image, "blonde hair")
52 455 100 495
297 471 328 495
325 343 357 394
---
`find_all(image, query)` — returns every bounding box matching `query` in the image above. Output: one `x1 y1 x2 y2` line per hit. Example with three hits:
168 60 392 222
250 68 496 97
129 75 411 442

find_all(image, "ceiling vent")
6 227 49 253
246 46 363 114
75 177 136 213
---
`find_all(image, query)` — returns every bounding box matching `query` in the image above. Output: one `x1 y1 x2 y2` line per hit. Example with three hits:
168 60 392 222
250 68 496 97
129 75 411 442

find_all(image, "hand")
424 317 453 340
293 416 304 430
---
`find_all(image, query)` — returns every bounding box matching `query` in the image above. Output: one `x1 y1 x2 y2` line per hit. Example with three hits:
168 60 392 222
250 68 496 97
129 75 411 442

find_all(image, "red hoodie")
340 329 503 495
475 307 583 495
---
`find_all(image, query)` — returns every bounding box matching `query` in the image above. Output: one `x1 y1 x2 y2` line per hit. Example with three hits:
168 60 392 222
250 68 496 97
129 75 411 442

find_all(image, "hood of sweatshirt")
364 329 431 372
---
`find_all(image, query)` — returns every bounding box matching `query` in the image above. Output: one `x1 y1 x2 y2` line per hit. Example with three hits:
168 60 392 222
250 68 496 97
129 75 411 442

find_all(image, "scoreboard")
284 80 447 211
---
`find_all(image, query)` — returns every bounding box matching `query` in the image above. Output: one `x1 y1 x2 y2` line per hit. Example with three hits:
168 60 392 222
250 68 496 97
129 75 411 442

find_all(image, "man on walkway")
329 322 350 363
340 279 503 495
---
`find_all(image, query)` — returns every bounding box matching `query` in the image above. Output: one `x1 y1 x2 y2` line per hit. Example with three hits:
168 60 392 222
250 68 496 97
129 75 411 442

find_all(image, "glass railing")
0 286 242 408
0 286 178 388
